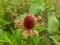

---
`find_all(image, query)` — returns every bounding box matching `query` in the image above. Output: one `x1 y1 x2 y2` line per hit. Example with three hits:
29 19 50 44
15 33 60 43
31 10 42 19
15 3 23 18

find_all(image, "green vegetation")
0 0 60 45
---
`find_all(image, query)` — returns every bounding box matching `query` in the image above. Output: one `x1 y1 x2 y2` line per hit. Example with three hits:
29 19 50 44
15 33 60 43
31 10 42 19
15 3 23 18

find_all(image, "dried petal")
31 14 35 17
22 30 34 36
34 30 39 36
40 23 45 26
57 43 60 45
22 30 28 36
34 17 38 22
14 23 23 28
38 16 42 20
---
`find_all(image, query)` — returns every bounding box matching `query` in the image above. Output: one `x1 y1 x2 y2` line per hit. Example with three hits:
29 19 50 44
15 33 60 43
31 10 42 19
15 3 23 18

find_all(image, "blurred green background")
0 0 60 45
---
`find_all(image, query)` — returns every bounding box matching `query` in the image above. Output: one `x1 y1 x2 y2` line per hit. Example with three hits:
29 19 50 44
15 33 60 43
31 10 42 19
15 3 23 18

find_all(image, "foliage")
0 0 60 45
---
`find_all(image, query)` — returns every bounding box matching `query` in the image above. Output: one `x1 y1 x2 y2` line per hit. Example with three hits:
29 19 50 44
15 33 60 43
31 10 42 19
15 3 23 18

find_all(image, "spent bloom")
24 15 35 29
12 13 17 20
4 7 7 11
14 14 42 36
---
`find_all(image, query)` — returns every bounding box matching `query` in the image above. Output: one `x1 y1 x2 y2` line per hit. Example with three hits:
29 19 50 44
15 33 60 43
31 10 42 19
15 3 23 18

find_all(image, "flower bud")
12 14 17 20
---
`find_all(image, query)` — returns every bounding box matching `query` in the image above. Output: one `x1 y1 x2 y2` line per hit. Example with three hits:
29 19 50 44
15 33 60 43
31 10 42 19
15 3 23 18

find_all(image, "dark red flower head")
24 15 35 29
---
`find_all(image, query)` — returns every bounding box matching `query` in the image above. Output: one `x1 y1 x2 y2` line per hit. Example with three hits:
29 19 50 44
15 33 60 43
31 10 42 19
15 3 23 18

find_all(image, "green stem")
27 29 30 45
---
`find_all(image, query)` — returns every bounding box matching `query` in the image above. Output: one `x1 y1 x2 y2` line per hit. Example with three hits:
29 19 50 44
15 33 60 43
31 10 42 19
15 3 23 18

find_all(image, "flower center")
24 15 35 29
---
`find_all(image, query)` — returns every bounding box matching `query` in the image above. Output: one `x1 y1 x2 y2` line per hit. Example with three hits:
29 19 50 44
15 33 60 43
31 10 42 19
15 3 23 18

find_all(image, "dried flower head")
12 14 17 20
24 15 35 29
4 7 7 11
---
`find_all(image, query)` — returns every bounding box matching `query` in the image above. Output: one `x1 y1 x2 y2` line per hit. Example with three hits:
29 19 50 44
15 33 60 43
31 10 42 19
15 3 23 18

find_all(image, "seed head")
24 15 35 29
12 14 17 20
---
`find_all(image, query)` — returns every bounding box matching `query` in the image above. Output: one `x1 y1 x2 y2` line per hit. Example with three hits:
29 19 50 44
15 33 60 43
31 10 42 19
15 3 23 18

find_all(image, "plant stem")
27 29 30 45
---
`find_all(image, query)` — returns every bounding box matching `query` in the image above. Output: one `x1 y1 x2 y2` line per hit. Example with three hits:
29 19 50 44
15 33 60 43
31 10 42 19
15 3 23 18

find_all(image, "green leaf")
5 32 18 45
49 35 60 44
40 38 50 45
14 29 23 45
47 0 52 9
0 4 4 15
29 0 47 14
31 36 41 45
0 29 4 39
0 30 13 45
32 0 45 4
14 29 21 38
39 4 46 11
48 12 59 33
16 15 25 20
36 26 47 33
29 3 40 14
